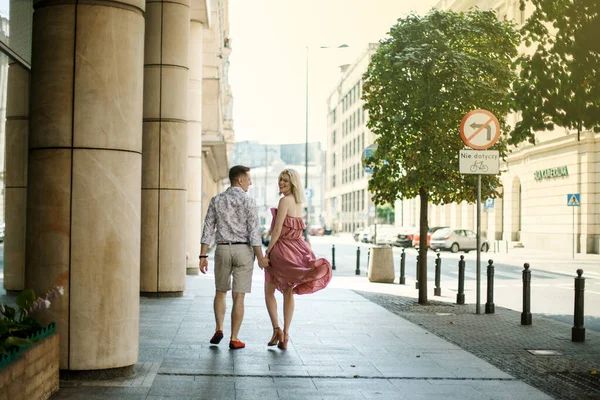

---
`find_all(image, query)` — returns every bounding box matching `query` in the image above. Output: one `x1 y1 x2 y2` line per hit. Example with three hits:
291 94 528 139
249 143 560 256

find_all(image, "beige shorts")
214 244 254 293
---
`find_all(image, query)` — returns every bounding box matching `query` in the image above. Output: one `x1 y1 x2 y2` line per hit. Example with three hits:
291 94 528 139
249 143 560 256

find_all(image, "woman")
264 169 332 350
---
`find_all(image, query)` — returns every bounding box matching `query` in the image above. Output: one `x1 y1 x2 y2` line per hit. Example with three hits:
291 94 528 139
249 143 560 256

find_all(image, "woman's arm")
265 197 290 255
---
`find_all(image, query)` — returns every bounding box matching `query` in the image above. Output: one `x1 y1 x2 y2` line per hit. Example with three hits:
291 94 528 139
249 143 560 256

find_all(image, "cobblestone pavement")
354 291 600 400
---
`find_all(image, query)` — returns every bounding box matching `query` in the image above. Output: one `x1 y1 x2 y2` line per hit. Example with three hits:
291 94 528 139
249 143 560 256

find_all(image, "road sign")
567 193 580 206
362 144 378 174
459 150 499 174
460 109 500 150
484 198 495 208
304 188 312 200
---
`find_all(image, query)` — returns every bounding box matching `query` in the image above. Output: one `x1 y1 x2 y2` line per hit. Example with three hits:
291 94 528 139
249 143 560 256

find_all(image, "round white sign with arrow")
460 109 500 150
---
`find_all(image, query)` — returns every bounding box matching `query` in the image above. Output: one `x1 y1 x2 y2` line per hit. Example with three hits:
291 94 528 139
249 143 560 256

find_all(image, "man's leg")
214 290 227 332
230 291 245 341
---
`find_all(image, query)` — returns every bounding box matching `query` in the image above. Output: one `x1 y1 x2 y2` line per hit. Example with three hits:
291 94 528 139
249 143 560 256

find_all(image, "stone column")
27 0 145 372
186 20 203 275
141 0 190 294
4 61 28 293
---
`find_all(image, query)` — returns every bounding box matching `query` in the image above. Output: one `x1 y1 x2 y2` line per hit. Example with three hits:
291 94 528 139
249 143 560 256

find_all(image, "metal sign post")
567 193 581 259
459 109 500 315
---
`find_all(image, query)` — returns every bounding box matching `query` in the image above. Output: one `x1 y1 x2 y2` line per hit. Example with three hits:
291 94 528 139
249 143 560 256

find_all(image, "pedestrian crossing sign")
567 193 581 206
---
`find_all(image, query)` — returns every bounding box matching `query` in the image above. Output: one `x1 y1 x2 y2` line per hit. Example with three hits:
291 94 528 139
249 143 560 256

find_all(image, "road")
309 234 600 332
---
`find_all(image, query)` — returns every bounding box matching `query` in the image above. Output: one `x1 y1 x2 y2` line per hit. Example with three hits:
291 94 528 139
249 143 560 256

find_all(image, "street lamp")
305 44 349 226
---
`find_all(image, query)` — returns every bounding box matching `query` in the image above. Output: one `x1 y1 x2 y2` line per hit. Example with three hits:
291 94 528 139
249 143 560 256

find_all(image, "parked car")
375 227 402 245
430 228 489 253
260 225 271 247
308 225 324 236
0 222 4 242
353 227 365 242
412 226 449 248
363 224 395 243
394 227 417 248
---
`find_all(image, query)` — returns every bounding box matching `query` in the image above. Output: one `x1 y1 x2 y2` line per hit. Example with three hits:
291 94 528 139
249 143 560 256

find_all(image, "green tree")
377 204 395 224
362 9 519 304
512 0 600 144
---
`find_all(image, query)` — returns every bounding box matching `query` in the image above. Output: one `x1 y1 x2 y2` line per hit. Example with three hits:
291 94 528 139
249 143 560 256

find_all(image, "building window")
333 130 336 145
333 152 336 167
362 132 365 150
333 108 337 123
332 175 336 187
361 190 365 210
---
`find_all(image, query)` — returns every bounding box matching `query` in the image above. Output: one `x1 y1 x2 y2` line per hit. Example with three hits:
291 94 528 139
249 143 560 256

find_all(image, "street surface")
309 234 600 332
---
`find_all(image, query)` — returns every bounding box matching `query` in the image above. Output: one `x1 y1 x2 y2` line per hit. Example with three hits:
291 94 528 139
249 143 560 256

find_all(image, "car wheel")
450 243 459 253
481 243 489 252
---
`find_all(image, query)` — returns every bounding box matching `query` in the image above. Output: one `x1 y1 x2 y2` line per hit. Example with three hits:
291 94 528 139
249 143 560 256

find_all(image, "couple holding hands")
199 165 331 350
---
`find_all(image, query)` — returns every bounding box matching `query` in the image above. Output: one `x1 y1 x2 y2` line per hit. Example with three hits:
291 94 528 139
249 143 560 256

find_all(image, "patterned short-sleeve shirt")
201 186 261 247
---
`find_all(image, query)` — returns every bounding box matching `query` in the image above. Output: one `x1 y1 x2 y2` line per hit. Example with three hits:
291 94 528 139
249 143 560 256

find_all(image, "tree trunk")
418 187 428 304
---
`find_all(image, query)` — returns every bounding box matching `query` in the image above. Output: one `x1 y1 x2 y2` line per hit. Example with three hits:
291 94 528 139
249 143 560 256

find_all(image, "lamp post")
305 44 349 226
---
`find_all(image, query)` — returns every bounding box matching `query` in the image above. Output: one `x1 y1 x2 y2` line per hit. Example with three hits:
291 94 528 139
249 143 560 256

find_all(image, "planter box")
0 325 59 400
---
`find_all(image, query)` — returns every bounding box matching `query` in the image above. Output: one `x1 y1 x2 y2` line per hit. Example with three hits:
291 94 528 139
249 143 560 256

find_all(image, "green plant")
0 286 63 355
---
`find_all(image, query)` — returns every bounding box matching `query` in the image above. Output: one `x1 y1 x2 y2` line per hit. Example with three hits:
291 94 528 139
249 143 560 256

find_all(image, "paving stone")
357 290 600 400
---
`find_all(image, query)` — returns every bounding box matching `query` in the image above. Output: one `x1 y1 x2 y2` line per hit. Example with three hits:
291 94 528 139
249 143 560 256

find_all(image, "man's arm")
199 198 217 274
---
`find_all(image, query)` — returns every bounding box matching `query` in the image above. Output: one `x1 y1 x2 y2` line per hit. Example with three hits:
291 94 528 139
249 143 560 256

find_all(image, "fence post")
572 269 585 342
434 251 441 296
521 263 532 325
399 248 406 285
332 245 336 271
355 247 361 276
457 255 465 305
415 254 420 289
485 259 495 314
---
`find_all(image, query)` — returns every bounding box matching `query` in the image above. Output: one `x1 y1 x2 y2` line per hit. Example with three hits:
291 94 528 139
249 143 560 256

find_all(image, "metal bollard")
456 255 465 305
572 269 585 342
355 247 361 275
332 245 336 271
521 263 532 325
485 259 495 314
415 254 420 289
399 248 406 285
434 251 441 296
366 248 371 276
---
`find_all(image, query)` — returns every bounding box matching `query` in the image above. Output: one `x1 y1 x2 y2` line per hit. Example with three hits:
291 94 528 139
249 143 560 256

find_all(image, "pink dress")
265 208 332 295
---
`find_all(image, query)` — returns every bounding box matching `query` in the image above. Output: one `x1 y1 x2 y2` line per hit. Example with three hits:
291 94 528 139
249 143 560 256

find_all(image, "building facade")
419 0 600 254
1 0 233 373
325 44 379 233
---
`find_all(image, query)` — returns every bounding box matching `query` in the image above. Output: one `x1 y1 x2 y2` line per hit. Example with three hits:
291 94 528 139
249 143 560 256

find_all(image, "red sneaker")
210 330 223 344
229 339 245 349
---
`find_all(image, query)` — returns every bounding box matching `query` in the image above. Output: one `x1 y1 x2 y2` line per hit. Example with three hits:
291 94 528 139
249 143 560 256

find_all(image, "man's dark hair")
229 165 250 183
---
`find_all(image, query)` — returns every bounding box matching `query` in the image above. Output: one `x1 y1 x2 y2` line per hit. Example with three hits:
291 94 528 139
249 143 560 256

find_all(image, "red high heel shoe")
277 331 289 350
268 327 283 346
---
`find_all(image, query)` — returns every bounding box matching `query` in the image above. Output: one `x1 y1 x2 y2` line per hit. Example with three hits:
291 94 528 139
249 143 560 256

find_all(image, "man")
199 165 269 349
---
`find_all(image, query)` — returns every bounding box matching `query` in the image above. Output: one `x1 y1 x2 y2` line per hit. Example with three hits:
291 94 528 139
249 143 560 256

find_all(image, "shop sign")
534 166 568 181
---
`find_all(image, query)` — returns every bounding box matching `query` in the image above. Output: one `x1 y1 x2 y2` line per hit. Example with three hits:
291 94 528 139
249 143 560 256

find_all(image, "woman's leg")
265 281 283 345
264 281 279 328
282 287 295 335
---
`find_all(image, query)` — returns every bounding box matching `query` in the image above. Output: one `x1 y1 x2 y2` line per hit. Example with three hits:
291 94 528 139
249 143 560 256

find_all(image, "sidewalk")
53 269 553 400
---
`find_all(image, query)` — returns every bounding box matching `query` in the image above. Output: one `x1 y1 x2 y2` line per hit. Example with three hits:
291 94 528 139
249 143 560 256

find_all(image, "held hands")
199 258 209 274
258 255 270 270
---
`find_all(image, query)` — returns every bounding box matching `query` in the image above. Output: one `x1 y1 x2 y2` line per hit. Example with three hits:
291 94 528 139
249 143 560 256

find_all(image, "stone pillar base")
367 246 395 283
140 291 184 298
60 364 135 380
186 267 199 275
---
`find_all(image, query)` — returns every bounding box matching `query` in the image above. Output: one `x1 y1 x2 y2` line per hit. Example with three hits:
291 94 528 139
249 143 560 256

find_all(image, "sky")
228 0 440 147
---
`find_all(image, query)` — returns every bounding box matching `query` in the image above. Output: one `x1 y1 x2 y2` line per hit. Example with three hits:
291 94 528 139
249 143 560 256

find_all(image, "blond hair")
279 168 306 204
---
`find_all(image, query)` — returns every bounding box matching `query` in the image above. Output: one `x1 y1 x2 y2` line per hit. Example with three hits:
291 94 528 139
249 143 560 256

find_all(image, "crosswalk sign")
567 193 581 206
